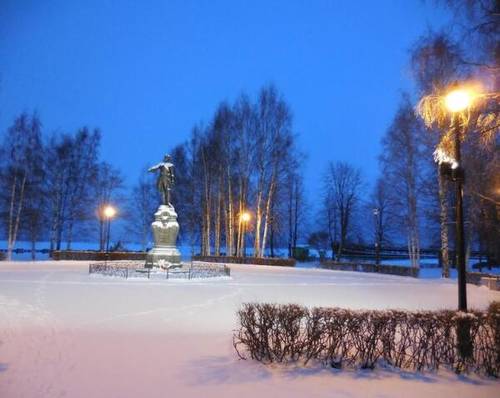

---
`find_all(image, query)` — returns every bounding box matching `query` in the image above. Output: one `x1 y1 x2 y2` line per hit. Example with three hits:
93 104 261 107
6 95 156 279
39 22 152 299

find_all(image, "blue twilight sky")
0 0 449 197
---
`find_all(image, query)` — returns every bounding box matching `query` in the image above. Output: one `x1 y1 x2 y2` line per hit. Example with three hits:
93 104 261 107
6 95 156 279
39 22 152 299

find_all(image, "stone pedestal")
146 204 181 268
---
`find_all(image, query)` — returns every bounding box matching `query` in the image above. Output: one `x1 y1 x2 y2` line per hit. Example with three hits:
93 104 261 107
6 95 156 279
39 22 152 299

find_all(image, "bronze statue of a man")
149 154 175 205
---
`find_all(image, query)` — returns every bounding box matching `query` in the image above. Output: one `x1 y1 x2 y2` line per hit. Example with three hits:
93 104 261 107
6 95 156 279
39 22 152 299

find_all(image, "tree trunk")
337 208 348 262
6 175 17 261
236 191 242 257
288 178 293 258
438 171 450 277
270 227 275 257
260 176 276 257
56 217 63 251
407 170 420 268
66 217 74 250
225 167 233 256
336 240 343 261
201 149 211 256
254 189 263 257
292 181 299 253
49 185 62 253
215 176 222 256
50 213 58 253
9 173 27 261
31 237 36 261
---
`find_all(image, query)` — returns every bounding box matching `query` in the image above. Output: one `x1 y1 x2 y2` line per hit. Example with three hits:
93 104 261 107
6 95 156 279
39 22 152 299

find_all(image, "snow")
0 261 499 397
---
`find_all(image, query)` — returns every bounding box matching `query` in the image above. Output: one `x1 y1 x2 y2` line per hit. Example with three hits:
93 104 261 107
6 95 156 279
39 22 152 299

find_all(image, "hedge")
192 255 296 267
467 272 500 291
320 260 419 278
233 302 500 376
51 250 147 261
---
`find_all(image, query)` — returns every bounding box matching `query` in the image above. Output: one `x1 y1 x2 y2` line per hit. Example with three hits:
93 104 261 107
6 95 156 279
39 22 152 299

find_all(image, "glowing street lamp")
103 205 117 219
102 205 117 254
239 211 251 257
240 212 251 223
444 88 474 113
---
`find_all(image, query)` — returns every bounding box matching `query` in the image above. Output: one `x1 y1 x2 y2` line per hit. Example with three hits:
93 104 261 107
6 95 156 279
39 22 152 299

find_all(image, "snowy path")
0 261 499 397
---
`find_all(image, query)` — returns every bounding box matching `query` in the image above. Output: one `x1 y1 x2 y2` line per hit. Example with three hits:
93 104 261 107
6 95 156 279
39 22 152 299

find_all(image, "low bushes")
193 255 296 267
467 272 500 291
51 250 146 261
320 260 419 277
233 302 500 376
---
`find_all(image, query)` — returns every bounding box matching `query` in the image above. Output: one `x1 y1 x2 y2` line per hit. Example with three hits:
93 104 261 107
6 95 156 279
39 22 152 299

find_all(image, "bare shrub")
233 302 500 376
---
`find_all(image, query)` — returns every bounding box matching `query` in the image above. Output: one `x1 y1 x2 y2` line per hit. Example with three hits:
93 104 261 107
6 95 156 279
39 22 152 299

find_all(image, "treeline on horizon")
0 118 156 260
1 0 498 267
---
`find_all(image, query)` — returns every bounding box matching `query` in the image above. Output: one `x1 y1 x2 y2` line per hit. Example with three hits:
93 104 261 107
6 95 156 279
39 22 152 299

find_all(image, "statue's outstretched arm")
148 163 163 172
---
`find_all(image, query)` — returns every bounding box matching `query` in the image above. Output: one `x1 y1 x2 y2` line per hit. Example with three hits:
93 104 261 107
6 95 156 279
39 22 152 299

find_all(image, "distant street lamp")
103 205 117 255
239 211 251 258
373 208 381 266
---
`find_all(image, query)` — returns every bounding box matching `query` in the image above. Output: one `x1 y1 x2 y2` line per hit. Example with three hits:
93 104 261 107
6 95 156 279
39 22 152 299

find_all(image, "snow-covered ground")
0 261 499 398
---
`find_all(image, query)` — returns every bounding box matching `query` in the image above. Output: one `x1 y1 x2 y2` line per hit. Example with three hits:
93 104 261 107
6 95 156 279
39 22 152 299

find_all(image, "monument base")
146 204 181 268
146 247 181 268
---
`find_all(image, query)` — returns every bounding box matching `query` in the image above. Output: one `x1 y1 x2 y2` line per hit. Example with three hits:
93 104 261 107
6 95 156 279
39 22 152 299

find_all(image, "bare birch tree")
1 112 43 260
410 32 463 276
125 170 158 251
95 162 123 251
322 161 362 261
45 128 101 251
381 95 423 268
368 178 394 265
170 85 299 258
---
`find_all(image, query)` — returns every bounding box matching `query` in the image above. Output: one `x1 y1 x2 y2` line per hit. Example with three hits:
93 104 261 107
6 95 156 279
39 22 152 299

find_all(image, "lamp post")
239 212 251 258
373 208 381 266
418 83 493 359
103 205 117 256
444 86 473 312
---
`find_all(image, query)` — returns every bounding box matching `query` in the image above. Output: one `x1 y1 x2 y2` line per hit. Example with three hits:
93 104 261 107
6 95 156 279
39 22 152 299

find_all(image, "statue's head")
164 154 172 162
